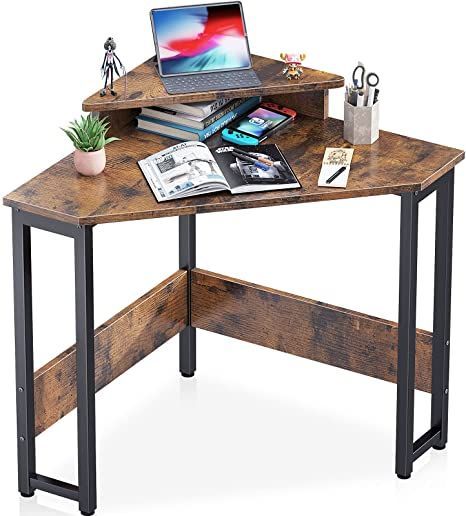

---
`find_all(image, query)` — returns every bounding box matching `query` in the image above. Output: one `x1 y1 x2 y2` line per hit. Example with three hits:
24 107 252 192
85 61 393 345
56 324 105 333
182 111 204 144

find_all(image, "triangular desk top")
82 54 345 111
4 117 463 225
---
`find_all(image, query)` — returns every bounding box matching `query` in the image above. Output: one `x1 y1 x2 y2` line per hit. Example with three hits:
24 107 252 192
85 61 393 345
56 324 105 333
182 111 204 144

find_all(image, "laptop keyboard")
162 69 262 94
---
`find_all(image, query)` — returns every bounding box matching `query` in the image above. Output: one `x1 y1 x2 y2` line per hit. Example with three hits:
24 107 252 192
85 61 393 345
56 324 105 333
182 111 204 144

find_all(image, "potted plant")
61 114 120 176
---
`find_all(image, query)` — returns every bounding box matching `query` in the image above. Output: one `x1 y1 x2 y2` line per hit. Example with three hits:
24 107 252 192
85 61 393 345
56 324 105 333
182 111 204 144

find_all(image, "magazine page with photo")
139 141 230 201
139 142 300 202
212 144 300 193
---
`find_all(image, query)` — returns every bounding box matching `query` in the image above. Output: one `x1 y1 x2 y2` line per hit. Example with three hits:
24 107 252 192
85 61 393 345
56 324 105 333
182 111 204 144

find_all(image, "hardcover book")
136 97 260 142
140 98 252 130
151 97 232 117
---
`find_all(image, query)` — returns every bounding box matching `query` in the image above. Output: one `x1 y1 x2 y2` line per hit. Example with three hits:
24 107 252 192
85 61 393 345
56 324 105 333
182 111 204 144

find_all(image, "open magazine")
138 141 300 202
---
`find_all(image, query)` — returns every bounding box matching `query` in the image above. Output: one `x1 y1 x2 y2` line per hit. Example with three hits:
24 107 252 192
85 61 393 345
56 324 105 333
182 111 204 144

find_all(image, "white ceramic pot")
74 148 106 176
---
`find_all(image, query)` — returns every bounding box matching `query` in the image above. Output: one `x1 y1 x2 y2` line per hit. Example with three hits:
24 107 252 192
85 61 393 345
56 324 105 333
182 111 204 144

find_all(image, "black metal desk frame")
11 169 454 515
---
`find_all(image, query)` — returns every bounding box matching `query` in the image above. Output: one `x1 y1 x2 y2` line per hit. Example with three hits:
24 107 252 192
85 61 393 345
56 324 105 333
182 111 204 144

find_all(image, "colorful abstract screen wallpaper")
152 3 251 75
230 108 288 138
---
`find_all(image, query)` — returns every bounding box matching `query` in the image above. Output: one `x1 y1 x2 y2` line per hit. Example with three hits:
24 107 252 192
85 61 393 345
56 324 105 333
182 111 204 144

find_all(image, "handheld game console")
260 102 297 119
221 102 297 146
221 128 260 146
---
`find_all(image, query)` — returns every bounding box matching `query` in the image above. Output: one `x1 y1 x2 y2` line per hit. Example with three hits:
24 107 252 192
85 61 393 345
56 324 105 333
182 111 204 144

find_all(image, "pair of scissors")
352 64 379 90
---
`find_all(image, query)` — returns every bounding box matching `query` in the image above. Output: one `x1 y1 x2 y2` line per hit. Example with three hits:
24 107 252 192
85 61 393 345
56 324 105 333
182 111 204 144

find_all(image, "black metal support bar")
74 225 97 516
413 176 447 203
412 427 442 462
393 173 450 202
12 210 36 497
396 192 419 479
431 170 454 449
15 210 81 238
179 214 196 377
30 474 79 502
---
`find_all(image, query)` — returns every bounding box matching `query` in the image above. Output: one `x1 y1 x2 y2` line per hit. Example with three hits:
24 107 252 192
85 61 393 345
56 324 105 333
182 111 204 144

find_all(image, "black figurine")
100 37 126 97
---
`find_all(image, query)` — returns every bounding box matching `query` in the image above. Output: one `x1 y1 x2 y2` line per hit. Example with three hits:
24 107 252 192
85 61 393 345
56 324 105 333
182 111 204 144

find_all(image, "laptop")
150 2 262 94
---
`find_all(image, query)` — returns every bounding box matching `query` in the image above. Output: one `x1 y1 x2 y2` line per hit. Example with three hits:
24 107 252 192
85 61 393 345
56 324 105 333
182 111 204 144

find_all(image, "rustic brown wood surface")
4 117 463 225
95 108 139 137
191 269 433 392
34 270 187 435
82 55 344 112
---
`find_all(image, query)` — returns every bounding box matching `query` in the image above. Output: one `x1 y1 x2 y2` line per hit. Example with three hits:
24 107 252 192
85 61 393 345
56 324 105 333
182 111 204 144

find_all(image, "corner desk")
3 55 464 515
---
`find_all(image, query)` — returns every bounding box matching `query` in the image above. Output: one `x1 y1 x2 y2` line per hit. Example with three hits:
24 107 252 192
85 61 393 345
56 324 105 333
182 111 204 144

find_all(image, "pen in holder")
344 99 379 145
345 63 380 144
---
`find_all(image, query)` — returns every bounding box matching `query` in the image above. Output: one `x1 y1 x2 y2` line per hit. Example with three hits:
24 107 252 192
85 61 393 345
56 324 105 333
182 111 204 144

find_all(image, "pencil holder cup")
344 101 379 145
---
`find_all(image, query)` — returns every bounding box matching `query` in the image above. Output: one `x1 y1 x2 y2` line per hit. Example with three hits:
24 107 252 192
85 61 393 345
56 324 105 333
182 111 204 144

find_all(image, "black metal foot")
181 372 195 378
397 473 411 480
99 90 106 97
20 491 35 498
80 511 95 516
433 444 446 450
110 90 117 96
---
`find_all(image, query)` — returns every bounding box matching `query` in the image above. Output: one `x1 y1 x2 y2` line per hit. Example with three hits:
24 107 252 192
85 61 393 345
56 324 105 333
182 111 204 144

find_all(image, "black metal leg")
179 215 196 377
75 225 97 516
431 171 454 450
395 170 455 477
396 192 419 479
11 211 98 510
12 210 36 497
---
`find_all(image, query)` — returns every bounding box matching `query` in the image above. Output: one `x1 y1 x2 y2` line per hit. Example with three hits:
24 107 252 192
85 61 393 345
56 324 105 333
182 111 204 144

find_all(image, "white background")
0 1 465 515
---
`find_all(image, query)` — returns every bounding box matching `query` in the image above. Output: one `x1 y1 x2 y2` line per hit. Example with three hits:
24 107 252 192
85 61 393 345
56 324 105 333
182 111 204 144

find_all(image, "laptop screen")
151 2 252 77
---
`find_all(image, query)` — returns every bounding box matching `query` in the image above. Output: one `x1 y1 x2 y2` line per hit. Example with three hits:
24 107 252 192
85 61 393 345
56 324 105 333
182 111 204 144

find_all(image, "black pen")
232 151 270 171
326 166 347 184
233 147 274 167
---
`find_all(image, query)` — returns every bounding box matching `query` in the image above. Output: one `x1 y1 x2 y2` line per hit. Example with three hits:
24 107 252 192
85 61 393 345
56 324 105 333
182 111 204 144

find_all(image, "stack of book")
136 96 260 142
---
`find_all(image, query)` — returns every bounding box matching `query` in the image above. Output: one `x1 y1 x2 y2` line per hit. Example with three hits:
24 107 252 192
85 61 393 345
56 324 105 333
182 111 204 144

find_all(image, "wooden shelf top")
4 116 463 225
82 54 345 112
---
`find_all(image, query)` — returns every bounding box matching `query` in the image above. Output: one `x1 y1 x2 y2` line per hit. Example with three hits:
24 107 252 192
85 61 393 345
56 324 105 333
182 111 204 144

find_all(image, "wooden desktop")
3 54 464 515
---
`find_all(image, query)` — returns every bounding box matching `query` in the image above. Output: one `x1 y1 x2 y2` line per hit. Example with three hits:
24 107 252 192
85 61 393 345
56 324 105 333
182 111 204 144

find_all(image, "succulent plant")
61 114 120 152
